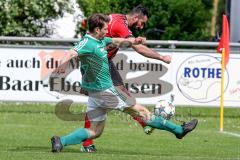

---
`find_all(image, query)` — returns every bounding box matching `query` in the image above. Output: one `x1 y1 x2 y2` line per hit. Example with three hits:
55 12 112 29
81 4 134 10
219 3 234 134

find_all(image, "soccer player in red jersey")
81 5 172 152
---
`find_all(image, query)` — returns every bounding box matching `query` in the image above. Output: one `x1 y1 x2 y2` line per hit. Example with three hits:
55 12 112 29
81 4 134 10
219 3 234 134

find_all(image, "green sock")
146 115 183 135
60 128 90 146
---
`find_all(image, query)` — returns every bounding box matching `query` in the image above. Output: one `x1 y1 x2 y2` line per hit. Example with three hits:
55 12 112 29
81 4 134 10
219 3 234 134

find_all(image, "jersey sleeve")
110 21 133 38
72 38 92 56
103 37 113 45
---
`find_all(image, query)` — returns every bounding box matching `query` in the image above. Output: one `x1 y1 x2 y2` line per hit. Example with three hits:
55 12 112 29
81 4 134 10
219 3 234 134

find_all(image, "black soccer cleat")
175 119 198 139
51 136 63 152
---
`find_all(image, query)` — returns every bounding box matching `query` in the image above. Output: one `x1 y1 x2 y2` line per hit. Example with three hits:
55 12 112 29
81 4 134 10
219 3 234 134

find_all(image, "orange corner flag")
217 15 230 67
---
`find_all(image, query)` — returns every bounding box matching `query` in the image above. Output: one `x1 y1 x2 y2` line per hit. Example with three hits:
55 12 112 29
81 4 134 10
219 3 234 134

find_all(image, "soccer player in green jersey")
51 13 198 153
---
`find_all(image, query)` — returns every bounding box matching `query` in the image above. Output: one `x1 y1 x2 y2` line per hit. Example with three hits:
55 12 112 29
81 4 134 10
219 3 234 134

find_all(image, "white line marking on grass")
221 131 240 138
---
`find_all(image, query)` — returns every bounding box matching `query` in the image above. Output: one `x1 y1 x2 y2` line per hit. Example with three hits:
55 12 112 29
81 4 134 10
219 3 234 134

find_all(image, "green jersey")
73 34 113 91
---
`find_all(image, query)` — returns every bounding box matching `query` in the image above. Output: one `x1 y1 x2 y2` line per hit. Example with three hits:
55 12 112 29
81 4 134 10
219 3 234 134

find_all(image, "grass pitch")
0 103 239 160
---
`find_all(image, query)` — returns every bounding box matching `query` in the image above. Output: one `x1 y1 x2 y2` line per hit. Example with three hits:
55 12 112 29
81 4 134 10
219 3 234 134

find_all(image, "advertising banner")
0 47 239 107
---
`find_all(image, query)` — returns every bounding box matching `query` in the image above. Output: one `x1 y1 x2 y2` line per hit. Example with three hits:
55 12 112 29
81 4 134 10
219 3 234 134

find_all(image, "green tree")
77 0 212 41
216 0 226 37
0 0 73 37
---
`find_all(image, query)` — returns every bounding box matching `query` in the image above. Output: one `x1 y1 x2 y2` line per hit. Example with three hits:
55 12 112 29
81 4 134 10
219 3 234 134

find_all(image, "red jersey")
106 14 133 60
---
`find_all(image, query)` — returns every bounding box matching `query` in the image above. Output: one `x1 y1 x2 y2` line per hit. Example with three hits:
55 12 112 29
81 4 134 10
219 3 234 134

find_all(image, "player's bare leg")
116 85 154 134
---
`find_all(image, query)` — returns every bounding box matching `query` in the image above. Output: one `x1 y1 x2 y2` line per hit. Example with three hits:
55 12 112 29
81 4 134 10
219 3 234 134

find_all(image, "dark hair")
130 4 149 18
87 13 110 32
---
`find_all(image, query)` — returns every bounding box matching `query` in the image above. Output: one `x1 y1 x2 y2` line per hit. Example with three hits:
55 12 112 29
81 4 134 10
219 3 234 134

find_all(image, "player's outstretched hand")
161 55 172 64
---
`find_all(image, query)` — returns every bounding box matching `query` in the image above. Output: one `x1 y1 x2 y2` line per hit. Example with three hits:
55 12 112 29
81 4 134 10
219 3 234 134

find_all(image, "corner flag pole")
217 15 229 132
220 48 225 132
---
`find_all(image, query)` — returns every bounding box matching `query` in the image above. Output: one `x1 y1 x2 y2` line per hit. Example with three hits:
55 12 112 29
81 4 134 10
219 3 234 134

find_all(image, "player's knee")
92 131 102 139
88 129 103 139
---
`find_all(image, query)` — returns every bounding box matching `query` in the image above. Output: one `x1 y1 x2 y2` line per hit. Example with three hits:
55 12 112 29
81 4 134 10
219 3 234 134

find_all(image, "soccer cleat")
51 136 63 152
175 119 198 139
81 144 97 153
144 125 155 135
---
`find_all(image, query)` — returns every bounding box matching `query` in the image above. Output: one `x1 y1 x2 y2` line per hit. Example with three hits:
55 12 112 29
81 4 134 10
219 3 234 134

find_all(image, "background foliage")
0 0 73 37
0 0 225 41
77 0 214 40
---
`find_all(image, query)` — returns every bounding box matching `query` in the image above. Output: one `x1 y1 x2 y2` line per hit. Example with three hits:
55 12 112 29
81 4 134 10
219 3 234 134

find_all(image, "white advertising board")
0 47 239 107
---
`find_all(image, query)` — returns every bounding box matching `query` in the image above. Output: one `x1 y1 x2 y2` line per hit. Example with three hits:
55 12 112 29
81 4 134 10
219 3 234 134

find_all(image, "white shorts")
86 86 136 121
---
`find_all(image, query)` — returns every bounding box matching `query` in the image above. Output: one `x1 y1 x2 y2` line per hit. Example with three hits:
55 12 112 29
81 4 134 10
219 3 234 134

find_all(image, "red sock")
133 116 146 128
82 115 94 147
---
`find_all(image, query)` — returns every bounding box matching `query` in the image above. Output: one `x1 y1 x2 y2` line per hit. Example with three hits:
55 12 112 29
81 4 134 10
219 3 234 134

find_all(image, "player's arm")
49 49 79 81
55 49 78 64
132 44 172 64
112 37 146 48
68 49 78 58
110 20 171 63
